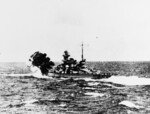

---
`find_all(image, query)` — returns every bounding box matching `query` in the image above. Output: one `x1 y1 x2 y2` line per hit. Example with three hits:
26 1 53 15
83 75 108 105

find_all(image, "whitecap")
84 92 104 97
24 99 38 106
88 82 99 86
119 100 143 109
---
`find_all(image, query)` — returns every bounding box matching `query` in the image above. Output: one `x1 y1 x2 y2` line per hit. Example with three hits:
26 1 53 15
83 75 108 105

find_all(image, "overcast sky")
0 0 150 62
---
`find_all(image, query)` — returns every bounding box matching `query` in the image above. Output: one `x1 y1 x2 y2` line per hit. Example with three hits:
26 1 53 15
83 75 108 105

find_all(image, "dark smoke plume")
29 51 55 75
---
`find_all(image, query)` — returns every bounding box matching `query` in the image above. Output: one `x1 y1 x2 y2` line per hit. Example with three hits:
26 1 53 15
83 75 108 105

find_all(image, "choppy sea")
0 74 150 114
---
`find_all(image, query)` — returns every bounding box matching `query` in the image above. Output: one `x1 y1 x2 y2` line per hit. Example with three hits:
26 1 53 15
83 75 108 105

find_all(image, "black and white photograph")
0 0 150 113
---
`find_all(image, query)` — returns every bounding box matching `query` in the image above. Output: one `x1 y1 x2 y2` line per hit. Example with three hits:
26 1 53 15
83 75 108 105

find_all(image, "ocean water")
0 74 150 114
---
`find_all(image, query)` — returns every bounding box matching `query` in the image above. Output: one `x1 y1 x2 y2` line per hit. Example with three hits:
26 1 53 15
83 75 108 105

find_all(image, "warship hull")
49 72 113 79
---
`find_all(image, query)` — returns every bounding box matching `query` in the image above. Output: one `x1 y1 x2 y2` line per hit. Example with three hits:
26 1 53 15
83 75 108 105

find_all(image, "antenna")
80 41 89 61
81 42 84 61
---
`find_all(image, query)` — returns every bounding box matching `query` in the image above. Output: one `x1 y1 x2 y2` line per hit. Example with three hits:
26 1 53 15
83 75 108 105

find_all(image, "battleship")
50 43 113 79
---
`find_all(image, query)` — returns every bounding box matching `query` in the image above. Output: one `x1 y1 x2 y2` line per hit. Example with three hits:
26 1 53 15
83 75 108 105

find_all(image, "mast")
81 42 84 61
